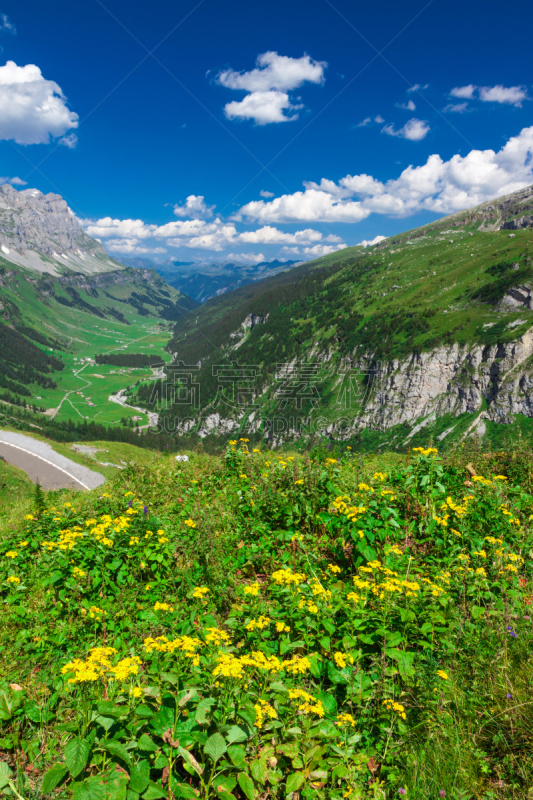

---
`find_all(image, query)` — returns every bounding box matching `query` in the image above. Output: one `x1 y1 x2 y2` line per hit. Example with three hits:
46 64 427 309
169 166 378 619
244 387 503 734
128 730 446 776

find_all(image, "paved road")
0 431 106 491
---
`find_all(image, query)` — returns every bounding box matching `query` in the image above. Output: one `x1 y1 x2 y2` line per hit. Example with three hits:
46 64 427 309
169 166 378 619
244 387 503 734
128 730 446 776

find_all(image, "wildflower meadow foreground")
1 442 533 799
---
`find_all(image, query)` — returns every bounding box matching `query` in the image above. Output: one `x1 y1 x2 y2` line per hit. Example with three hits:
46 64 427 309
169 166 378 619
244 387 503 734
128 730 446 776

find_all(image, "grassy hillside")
0 262 197 426
1 441 533 798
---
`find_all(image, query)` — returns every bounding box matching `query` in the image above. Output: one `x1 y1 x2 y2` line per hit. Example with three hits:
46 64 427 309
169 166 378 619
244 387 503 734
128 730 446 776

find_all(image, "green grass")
2 441 533 798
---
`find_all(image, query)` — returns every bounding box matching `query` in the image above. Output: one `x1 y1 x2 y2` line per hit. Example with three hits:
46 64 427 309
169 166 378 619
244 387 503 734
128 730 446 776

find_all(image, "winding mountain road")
0 431 105 491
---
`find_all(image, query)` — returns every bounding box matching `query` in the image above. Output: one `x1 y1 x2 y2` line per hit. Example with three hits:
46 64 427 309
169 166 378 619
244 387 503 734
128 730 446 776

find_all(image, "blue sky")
1 0 532 263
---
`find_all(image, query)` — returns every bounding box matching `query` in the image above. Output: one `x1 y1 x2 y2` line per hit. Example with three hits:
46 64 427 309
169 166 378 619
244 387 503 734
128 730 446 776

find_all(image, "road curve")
0 431 106 491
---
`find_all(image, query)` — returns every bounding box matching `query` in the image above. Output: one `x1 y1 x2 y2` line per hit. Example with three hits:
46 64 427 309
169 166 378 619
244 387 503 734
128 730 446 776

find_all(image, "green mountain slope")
132 185 533 445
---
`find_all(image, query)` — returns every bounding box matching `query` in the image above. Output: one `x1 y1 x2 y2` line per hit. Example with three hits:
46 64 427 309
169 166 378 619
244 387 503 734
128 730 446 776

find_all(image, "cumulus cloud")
235 125 533 224
450 84 529 107
83 213 344 256
479 84 529 106
173 195 215 219
224 252 265 264
59 133 78 148
224 91 302 125
357 235 387 247
281 243 347 258
260 189 275 198
444 102 469 113
450 84 476 99
217 51 326 93
357 117 372 127
106 239 167 255
382 118 430 141
397 99 416 111
216 51 326 125
0 176 26 185
0 61 78 145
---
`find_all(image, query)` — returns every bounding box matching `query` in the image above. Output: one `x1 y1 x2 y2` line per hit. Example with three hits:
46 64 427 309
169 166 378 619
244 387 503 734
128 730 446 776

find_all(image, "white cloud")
173 195 214 219
224 90 302 125
217 51 326 93
450 84 529 107
260 189 274 198
238 225 324 245
0 176 26 185
444 102 468 113
406 83 428 93
479 84 529 106
450 84 476 99
106 239 167 255
398 99 416 111
281 243 347 258
236 125 533 223
382 118 430 141
59 133 78 148
224 252 265 264
0 61 78 145
357 117 372 127
217 51 326 125
374 114 385 123
84 217 157 240
357 235 386 247
0 14 15 34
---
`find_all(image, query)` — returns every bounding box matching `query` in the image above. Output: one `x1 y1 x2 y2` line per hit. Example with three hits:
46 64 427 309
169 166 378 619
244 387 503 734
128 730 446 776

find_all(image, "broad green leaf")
178 746 203 775
204 732 226 763
250 758 267 785
103 740 131 767
138 733 158 752
316 690 337 716
65 737 91 778
194 697 216 724
226 724 248 743
286 772 305 794
106 769 128 800
170 781 198 799
129 760 150 794
228 744 247 769
72 777 106 800
0 762 12 790
143 786 166 800
386 648 415 679
237 772 255 800
93 715 115 732
135 705 155 720
0 692 12 721
149 705 174 734
96 702 125 718
277 742 298 759
41 763 67 795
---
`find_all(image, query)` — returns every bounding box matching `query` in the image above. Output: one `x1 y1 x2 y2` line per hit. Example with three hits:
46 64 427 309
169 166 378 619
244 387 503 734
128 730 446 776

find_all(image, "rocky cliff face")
0 185 122 276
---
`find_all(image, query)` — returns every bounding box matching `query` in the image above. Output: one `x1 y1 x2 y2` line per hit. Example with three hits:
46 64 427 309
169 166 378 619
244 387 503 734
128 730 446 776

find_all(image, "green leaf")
171 781 198 799
286 772 305 794
0 692 12 721
129 760 150 794
106 769 129 800
237 772 255 800
0 762 12 790
135 705 155 719
72 777 107 800
226 724 248 743
277 742 299 759
178 746 204 775
103 740 131 767
126 791 139 800
228 744 247 769
93 715 115 732
143 787 166 800
138 733 158 752
65 737 91 778
250 758 267 785
316 690 337 716
41 763 67 795
386 648 415 679
204 732 226 763
96 702 125 718
194 697 216 724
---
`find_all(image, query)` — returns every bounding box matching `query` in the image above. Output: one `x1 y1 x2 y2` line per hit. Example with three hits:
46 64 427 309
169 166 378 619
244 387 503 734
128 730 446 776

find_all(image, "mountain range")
120 257 300 303
126 184 533 448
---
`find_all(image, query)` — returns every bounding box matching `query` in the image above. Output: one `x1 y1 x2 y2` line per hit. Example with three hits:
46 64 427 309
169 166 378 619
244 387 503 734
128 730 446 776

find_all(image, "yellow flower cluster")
153 602 174 612
144 635 203 665
253 699 277 729
205 628 231 646
334 652 354 669
412 447 438 456
246 616 271 631
61 647 141 684
382 698 406 719
288 689 325 717
213 650 311 679
6 575 20 585
336 712 356 727
243 582 261 596
271 568 306 586
192 586 210 599
331 496 368 523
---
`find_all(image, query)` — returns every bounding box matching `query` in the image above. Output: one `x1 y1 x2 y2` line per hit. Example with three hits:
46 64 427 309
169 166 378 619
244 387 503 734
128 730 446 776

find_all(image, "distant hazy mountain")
119 257 300 303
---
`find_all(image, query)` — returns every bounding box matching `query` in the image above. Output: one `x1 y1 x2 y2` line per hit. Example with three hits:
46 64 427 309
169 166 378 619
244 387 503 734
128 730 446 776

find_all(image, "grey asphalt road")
0 430 106 491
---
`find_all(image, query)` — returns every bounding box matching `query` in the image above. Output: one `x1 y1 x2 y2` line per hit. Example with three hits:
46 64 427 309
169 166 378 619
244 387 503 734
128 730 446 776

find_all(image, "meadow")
1 441 533 800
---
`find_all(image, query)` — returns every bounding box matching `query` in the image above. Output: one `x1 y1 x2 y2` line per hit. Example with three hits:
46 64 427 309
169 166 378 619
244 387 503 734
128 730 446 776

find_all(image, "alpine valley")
0 185 197 429
126 184 533 450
